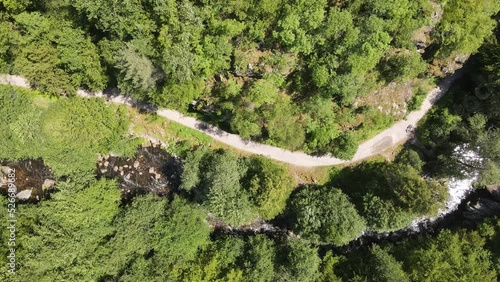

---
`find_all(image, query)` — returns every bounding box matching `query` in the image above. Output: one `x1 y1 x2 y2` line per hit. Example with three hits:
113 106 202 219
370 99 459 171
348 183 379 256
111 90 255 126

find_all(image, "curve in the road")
0 70 464 167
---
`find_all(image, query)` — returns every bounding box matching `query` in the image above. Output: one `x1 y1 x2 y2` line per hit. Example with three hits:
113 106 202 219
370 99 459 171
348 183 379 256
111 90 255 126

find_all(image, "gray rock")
16 189 32 200
42 179 55 191
1 166 11 175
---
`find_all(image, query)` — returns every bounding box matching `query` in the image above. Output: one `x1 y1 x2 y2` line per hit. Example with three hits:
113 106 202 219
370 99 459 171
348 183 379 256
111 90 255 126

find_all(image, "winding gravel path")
0 70 465 167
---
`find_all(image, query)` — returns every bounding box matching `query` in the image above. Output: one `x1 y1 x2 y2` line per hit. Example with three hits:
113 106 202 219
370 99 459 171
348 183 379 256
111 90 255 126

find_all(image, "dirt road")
0 70 465 167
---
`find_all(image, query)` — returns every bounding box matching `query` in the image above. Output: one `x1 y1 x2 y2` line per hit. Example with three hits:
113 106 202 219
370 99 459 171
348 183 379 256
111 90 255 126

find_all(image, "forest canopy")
1 0 500 281
1 0 499 158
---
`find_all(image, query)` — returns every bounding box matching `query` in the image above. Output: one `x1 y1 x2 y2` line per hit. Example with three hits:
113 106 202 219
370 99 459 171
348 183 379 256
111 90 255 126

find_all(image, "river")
2 145 499 254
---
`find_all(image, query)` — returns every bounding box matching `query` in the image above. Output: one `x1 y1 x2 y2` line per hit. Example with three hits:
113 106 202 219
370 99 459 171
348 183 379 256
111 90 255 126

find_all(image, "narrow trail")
0 69 465 167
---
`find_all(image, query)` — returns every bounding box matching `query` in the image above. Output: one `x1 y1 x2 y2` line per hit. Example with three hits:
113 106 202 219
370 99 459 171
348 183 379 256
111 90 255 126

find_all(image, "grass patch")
127 107 252 157
407 78 435 111
166 121 212 144
286 165 332 185
407 86 427 111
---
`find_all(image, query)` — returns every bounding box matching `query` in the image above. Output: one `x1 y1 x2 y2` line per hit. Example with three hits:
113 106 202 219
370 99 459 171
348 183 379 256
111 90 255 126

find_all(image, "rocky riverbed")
0 159 55 202
96 144 182 202
2 146 499 255
212 181 500 255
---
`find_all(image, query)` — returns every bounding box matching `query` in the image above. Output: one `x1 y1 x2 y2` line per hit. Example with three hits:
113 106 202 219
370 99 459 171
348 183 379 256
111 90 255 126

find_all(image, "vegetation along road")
0 70 465 167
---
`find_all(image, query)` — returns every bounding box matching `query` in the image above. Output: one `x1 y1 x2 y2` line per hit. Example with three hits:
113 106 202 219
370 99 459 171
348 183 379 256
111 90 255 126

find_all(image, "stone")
104 161 109 167
16 189 32 200
42 179 55 191
486 184 500 200
133 161 140 168
486 184 500 194
1 166 11 175
113 166 118 172
149 167 155 174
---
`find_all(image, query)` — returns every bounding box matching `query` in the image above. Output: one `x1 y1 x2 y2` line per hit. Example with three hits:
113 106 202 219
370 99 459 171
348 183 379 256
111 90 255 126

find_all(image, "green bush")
289 186 366 245
407 86 427 111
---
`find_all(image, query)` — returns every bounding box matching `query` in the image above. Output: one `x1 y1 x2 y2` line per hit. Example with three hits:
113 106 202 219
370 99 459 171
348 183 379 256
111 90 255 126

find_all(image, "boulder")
486 184 500 200
42 179 55 191
1 166 11 175
16 189 32 200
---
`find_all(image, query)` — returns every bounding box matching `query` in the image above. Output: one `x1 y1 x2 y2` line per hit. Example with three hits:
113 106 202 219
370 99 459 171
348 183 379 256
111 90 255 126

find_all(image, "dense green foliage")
333 245 410 282
2 1 500 281
95 195 212 280
416 36 500 185
288 186 366 245
433 0 500 57
0 179 324 281
182 148 258 225
1 0 498 157
328 223 500 282
330 157 447 232
181 148 295 225
10 180 121 281
241 156 296 220
0 86 135 179
6 12 105 94
396 230 497 281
